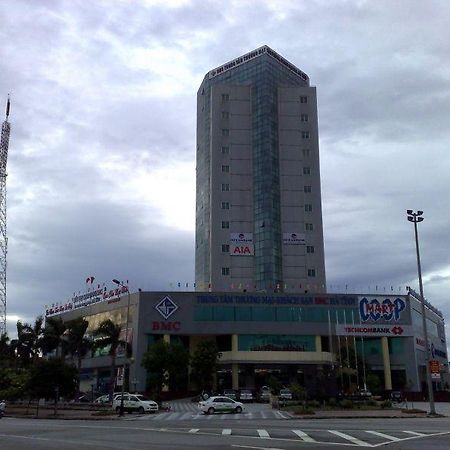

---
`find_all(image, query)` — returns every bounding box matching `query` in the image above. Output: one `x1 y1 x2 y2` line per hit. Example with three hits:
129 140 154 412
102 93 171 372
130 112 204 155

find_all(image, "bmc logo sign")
359 297 406 322
152 321 181 331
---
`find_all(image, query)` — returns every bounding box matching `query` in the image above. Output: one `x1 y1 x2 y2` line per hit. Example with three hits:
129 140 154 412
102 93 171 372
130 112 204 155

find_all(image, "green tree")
26 358 77 400
142 340 190 400
65 318 92 392
15 316 44 366
41 316 67 358
0 333 13 368
190 340 221 391
93 319 127 399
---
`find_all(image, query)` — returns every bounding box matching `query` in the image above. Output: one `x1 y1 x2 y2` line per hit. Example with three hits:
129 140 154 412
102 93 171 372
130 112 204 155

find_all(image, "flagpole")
351 310 360 389
336 311 344 392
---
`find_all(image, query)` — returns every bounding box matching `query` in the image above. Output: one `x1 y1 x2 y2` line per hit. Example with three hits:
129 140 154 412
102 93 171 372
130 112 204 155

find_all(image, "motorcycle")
0 400 5 418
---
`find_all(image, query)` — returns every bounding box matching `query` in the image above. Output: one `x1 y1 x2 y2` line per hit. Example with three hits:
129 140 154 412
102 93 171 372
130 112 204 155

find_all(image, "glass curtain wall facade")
196 46 326 293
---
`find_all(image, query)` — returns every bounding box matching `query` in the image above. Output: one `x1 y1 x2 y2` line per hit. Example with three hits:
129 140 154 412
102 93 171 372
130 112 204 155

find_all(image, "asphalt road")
1 416 450 450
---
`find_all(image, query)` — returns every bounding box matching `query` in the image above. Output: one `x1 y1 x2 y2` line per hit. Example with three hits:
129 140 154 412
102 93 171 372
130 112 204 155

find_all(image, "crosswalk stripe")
189 428 199 433
366 431 401 441
180 412 192 420
403 431 426 436
292 430 316 442
257 429 270 438
222 429 232 435
328 430 370 446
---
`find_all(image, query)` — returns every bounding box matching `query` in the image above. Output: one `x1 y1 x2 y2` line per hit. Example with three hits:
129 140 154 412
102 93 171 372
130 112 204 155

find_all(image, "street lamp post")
406 210 436 415
113 279 131 417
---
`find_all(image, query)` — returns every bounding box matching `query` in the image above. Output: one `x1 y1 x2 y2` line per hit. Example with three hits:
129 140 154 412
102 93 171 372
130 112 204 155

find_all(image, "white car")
199 396 245 414
112 394 158 414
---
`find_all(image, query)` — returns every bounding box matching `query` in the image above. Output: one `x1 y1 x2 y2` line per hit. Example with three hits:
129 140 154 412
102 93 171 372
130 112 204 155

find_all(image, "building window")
307 268 316 277
222 165 230 173
222 129 229 136
300 96 308 104
301 113 308 122
222 93 229 102
222 111 229 119
222 244 230 253
221 202 230 209
305 223 314 231
221 221 229 229
303 167 311 175
222 267 230 275
222 146 230 154
302 131 310 139
302 149 310 157
305 204 313 212
307 245 315 254
304 185 312 193
221 183 230 191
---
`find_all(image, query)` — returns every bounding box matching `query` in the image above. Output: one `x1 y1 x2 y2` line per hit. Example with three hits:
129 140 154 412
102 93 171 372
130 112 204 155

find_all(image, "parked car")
279 388 293 401
257 387 271 403
199 396 245 414
356 389 372 399
223 389 237 400
112 394 158 414
390 391 404 402
238 389 254 402
94 394 111 404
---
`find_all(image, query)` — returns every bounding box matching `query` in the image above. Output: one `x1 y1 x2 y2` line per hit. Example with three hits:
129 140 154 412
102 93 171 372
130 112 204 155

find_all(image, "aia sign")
359 297 406 322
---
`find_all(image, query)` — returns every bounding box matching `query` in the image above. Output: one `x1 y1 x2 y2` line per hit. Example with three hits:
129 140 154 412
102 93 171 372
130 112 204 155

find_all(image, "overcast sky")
1 0 449 351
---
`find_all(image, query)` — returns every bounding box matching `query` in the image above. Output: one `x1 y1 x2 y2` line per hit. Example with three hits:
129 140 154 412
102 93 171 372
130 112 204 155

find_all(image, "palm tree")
65 318 92 393
0 333 13 368
41 316 67 358
15 316 44 366
93 319 127 399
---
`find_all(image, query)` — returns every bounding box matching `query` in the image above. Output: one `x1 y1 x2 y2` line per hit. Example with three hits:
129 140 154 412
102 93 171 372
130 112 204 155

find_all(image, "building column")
315 335 322 352
232 335 239 390
232 363 239 390
381 336 392 390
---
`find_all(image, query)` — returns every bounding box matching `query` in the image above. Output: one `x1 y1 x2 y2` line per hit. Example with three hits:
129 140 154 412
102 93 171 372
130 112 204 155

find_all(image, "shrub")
328 397 337 407
365 399 377 407
380 400 392 409
291 405 315 415
307 400 320 409
340 399 354 409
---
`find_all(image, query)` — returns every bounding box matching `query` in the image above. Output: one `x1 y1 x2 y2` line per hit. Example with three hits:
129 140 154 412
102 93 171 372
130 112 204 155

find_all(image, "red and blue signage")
359 297 406 322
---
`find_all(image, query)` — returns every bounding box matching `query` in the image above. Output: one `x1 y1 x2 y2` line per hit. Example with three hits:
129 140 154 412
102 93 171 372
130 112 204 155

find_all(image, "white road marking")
189 428 200 433
257 429 270 438
328 430 371 446
232 446 284 450
292 429 316 442
402 430 426 436
366 431 401 441
222 429 232 435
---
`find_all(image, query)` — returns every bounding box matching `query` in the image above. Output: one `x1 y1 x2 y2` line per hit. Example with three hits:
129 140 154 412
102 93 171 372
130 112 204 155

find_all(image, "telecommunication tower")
0 97 10 336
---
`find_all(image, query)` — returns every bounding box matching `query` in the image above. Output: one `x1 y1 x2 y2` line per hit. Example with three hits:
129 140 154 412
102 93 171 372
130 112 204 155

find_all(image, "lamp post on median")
406 210 436 415
112 279 131 417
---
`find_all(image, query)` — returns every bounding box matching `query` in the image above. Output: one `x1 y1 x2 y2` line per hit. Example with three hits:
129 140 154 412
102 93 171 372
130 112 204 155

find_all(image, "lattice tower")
0 97 10 336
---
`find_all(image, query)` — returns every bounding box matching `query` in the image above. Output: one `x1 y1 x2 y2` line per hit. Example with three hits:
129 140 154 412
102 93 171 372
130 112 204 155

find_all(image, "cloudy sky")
1 0 449 349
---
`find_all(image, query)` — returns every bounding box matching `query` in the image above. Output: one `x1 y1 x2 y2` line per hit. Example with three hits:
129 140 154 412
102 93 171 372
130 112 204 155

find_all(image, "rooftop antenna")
0 95 11 335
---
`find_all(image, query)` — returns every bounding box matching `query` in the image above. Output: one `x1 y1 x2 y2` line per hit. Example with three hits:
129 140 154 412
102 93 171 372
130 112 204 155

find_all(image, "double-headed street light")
113 279 131 417
406 210 436 415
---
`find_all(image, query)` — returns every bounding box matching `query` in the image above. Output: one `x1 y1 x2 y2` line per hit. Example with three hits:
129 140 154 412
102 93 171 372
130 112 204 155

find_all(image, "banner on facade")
335 324 413 337
283 233 306 245
230 233 253 243
230 244 254 256
116 367 124 386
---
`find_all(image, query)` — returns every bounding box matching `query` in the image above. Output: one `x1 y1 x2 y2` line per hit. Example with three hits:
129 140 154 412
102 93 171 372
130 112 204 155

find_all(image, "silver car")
199 396 245 414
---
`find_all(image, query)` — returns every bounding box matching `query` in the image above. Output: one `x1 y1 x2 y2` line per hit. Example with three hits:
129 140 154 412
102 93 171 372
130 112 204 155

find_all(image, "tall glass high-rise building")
196 46 326 293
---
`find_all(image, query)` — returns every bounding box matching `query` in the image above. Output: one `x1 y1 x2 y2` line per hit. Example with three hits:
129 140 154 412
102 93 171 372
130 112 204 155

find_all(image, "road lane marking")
232 446 284 450
366 431 401 441
328 430 371 446
292 429 316 442
402 431 426 436
257 429 270 438
222 429 232 435
189 428 199 433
